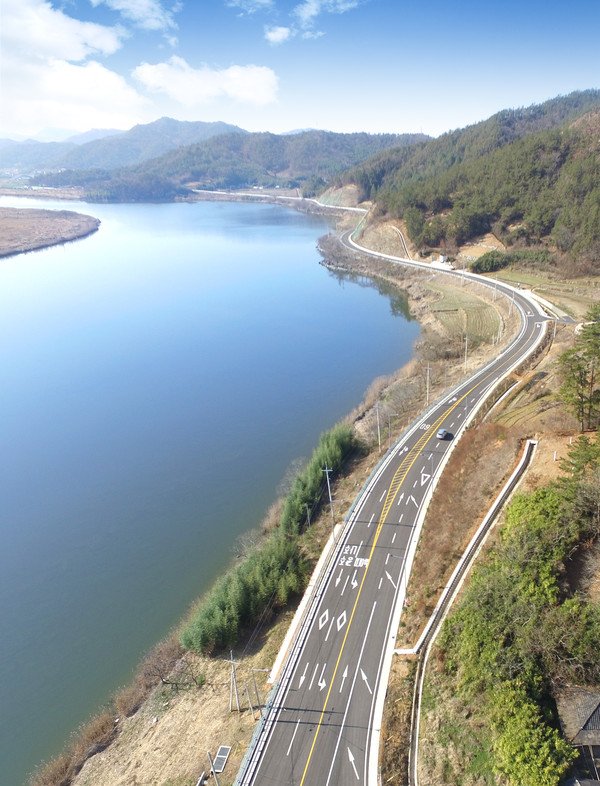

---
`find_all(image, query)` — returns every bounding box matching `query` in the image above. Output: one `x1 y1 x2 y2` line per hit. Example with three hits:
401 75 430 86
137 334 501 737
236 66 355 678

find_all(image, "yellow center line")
297 323 538 784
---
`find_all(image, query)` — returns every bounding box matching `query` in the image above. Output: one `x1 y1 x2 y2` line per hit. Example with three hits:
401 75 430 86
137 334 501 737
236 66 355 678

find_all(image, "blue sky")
1 0 599 140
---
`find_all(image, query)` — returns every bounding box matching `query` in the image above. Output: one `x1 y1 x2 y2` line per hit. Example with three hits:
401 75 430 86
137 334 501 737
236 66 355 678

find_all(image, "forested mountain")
336 90 600 268
0 118 245 173
33 130 428 200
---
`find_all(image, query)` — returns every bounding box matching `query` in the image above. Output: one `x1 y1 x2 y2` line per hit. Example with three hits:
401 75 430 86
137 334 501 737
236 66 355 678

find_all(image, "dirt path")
0 207 100 257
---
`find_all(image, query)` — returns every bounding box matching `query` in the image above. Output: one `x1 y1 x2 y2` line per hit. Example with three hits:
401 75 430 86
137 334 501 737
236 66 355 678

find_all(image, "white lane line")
309 662 319 690
379 489 387 502
286 719 301 756
325 616 335 642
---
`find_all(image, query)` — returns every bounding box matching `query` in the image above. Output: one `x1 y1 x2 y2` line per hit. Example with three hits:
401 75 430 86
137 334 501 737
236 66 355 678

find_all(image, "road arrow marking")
318 663 327 691
348 747 360 779
351 570 358 589
339 664 348 692
396 492 405 506
385 570 398 590
335 568 343 586
299 662 309 688
360 668 373 695
410 495 418 507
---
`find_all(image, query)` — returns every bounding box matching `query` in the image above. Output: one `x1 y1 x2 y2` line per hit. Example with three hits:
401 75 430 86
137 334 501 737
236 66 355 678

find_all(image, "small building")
556 686 600 782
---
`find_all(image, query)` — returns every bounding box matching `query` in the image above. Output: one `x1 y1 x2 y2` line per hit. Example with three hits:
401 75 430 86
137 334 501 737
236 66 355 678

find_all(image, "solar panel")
212 745 231 773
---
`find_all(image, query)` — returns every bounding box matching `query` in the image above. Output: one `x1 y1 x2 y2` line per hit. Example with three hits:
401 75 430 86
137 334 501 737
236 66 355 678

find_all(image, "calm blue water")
0 198 419 784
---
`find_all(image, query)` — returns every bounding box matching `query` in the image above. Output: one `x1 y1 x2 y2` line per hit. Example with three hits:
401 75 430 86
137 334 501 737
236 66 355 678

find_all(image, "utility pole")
245 682 256 720
252 668 269 717
387 411 398 449
224 651 241 713
322 464 336 538
207 751 221 786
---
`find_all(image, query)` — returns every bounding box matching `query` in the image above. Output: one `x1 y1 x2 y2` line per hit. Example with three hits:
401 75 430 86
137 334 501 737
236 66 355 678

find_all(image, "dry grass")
0 207 99 256
398 422 522 648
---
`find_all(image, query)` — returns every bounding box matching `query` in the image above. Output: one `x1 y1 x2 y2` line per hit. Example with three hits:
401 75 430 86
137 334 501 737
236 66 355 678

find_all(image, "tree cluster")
559 305 600 430
337 90 600 267
438 434 600 785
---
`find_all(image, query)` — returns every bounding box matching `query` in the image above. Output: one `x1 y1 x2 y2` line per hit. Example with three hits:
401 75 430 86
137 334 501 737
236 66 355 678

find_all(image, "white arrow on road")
348 747 360 780
385 570 398 590
360 668 373 695
335 568 343 586
318 663 327 691
351 570 358 588
339 664 348 693
299 662 309 688
396 492 405 506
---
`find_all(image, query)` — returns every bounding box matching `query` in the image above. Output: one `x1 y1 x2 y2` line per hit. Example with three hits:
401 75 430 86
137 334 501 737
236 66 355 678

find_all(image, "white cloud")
226 0 274 13
2 0 124 62
89 0 180 33
293 0 359 30
265 26 293 44
0 0 147 136
133 56 278 105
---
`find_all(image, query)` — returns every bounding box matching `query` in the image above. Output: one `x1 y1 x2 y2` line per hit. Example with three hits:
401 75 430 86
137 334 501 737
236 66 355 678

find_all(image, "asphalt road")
236 245 550 786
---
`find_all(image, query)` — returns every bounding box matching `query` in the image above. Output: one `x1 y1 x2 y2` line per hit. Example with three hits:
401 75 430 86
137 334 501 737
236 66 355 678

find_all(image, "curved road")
235 238 550 786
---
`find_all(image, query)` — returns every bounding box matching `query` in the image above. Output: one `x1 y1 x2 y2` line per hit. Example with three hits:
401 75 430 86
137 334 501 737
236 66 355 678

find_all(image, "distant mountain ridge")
0 118 246 173
31 128 429 200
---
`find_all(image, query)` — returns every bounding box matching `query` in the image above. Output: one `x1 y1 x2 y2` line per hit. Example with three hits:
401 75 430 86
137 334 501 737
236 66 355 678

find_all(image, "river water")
0 197 420 785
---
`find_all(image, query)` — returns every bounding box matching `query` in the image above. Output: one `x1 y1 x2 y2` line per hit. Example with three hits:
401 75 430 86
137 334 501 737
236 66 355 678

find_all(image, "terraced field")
426 281 502 341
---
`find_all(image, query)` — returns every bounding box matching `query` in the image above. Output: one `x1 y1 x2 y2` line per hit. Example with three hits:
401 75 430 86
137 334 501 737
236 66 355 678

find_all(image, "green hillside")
338 90 600 269
33 130 427 200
